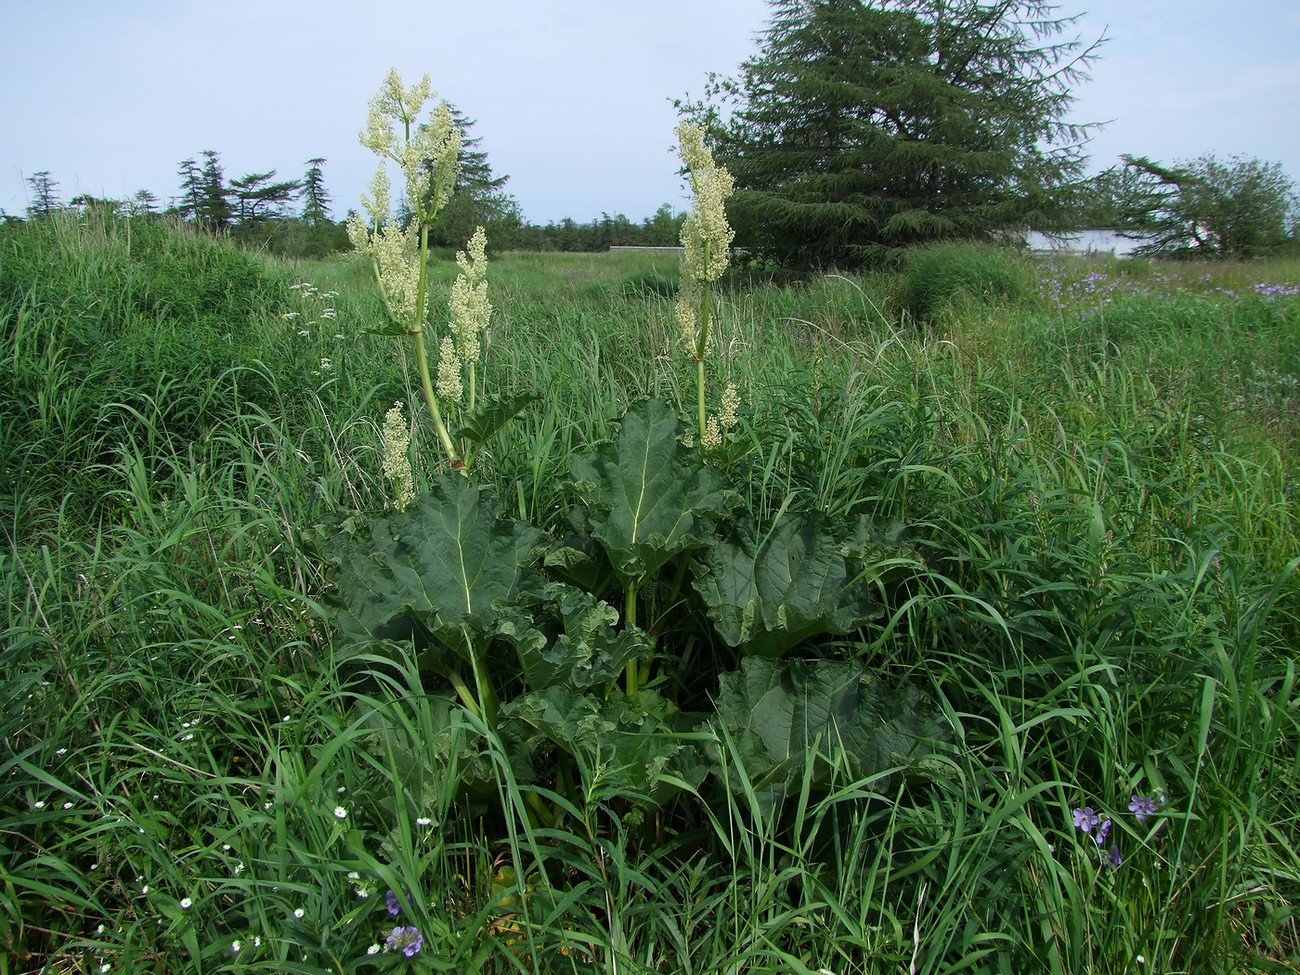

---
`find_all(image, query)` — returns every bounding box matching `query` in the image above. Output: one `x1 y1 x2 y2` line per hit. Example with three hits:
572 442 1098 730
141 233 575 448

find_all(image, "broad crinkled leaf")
569 398 731 587
694 511 882 657
502 686 704 801
710 657 944 805
329 475 544 662
454 391 539 448
495 583 649 691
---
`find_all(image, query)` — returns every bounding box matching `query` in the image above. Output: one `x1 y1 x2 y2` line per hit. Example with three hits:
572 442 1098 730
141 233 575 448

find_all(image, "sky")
1 0 1297 227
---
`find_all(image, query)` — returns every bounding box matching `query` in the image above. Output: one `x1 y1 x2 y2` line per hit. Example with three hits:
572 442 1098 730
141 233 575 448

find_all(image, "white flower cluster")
347 69 462 335
677 122 734 285
381 401 416 511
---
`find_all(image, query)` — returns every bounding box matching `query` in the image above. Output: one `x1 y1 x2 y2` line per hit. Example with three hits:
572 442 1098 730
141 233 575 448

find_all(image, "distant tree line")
11 0 1296 268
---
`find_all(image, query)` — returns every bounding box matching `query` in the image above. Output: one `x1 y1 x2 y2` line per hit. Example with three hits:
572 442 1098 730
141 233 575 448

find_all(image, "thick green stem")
446 667 480 719
412 223 459 467
469 641 499 728
695 240 714 442
624 583 640 696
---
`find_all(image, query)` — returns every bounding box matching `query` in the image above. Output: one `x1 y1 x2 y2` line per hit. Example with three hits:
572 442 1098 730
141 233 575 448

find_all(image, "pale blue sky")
2 0 1297 225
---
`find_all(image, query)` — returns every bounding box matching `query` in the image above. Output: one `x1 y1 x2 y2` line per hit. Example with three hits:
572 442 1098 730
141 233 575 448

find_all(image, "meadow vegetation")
3 207 1300 974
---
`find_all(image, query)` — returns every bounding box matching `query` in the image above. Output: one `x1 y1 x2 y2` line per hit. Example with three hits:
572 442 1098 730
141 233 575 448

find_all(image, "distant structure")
1024 228 1146 257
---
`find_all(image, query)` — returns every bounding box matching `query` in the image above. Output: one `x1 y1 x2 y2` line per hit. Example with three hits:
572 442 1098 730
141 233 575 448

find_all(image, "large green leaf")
455 391 539 448
694 511 883 657
328 475 545 663
502 686 705 801
495 582 650 691
569 398 731 588
710 657 945 805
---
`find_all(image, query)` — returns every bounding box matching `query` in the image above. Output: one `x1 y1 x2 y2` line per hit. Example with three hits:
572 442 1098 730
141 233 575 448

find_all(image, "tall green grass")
3 221 1299 972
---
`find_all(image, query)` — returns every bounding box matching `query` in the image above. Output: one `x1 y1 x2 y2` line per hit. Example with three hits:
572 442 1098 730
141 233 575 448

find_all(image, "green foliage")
711 657 944 805
693 509 884 657
1117 153 1299 258
5 216 1300 973
688 0 1102 267
902 240 1030 321
569 398 731 589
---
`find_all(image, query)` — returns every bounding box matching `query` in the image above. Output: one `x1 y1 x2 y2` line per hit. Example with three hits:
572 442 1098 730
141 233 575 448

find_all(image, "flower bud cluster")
348 70 462 334
450 227 491 366
381 401 415 511
677 122 734 285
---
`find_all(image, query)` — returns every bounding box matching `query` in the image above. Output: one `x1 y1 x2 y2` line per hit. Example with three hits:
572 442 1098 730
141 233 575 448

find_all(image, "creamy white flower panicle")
404 102 460 221
701 415 723 450
450 227 491 365
381 401 415 511
436 336 463 402
719 382 741 429
368 223 424 331
677 122 734 284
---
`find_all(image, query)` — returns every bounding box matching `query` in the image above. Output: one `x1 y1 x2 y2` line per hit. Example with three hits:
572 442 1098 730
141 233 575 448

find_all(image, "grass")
3 215 1300 973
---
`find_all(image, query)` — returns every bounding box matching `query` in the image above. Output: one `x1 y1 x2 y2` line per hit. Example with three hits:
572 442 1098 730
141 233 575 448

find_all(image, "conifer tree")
300 157 332 224
686 0 1103 267
25 171 60 219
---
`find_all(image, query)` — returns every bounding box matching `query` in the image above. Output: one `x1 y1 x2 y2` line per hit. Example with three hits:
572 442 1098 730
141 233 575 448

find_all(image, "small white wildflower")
100 965 111 974
231 939 242 952
293 908 305 919
232 861 244 876
333 805 347 819
180 897 193 909
96 924 105 934
32 800 45 809
336 786 346 794
416 817 432 826
253 936 261 947
63 801 73 809
367 943 382 955
140 885 149 895
56 747 67 756
282 715 291 723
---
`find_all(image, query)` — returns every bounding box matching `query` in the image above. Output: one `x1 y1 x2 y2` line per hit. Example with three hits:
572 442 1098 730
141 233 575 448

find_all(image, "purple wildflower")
1093 818 1112 846
386 926 423 957
1072 806 1100 832
1128 795 1160 820
1103 846 1123 868
386 889 401 916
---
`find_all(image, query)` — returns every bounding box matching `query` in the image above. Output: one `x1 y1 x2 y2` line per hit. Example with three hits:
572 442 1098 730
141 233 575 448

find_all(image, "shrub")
901 240 1029 322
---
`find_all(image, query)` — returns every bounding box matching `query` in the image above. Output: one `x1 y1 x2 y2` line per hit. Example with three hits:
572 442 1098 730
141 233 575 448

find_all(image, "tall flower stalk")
675 122 735 444
347 69 463 468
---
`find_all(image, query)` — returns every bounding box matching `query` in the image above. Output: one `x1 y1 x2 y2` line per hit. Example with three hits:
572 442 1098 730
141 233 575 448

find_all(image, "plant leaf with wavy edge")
694 511 883 657
710 657 944 806
328 474 545 664
501 686 706 801
494 582 650 691
569 398 731 588
454 391 539 448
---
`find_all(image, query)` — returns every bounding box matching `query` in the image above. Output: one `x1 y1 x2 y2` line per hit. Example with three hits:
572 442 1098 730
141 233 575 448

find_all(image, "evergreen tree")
1116 153 1298 258
174 157 203 221
25 171 60 219
687 0 1103 268
300 157 332 224
230 170 300 226
130 189 160 216
197 149 233 231
425 105 522 248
